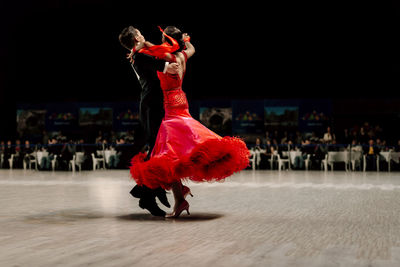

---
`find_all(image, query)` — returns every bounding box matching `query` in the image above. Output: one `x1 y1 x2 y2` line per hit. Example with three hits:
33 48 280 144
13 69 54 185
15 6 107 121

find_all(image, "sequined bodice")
157 71 190 117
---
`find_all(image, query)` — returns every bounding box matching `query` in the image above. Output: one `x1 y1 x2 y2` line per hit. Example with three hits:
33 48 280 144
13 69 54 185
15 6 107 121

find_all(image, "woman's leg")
171 181 185 211
167 181 190 217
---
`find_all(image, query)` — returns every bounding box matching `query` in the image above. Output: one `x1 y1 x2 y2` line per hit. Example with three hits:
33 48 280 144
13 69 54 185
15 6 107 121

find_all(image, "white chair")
267 153 275 170
91 153 105 170
8 154 15 169
36 151 48 170
304 154 311 170
70 152 85 172
321 153 329 171
276 151 290 171
23 152 37 170
51 155 57 171
379 152 400 172
325 151 349 171
349 150 362 171
249 150 256 170
249 148 266 170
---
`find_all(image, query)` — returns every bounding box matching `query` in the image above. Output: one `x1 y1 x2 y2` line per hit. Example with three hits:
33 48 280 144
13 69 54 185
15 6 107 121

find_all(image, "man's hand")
165 62 180 74
126 42 146 63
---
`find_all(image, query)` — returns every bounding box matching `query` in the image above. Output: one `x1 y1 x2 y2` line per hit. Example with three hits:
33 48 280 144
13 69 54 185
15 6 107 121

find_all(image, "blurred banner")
232 100 264 135
298 99 332 135
16 109 46 140
199 100 232 136
16 99 333 140
113 102 140 131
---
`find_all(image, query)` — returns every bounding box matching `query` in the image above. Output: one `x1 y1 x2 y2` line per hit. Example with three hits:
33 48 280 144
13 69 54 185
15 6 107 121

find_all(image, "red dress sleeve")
138 26 179 60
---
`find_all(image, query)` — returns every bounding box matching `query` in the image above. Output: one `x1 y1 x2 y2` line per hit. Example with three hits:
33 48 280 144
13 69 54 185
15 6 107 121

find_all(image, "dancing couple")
119 25 249 218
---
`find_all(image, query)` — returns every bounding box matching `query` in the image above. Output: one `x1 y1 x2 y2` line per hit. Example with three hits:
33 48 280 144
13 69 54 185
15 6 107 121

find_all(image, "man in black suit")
119 26 171 217
363 139 380 171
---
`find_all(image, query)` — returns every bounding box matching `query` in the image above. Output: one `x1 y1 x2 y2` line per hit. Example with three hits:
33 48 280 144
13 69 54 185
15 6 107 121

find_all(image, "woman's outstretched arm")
142 41 178 62
182 33 195 59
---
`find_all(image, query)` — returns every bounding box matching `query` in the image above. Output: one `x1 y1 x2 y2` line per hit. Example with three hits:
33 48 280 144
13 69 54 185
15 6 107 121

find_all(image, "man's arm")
136 53 166 72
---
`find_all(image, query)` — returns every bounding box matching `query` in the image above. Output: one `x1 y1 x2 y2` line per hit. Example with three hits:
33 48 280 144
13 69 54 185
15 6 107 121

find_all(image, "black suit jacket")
131 53 165 153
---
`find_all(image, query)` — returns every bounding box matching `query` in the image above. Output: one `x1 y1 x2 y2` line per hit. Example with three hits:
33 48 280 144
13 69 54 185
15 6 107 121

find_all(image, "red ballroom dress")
130 69 250 190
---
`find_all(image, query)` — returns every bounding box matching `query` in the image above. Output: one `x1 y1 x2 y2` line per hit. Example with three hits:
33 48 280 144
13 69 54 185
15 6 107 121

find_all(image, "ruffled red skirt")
130 114 249 189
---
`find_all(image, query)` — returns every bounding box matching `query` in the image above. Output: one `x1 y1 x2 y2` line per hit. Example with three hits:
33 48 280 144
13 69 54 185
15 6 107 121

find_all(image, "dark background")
0 0 398 139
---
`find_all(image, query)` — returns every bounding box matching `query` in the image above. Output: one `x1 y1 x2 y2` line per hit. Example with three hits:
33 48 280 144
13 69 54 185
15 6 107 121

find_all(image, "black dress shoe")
154 187 171 208
130 185 143 199
139 198 166 217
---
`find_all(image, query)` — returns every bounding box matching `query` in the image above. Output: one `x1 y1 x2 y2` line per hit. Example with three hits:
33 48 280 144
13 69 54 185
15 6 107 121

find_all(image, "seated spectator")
338 128 352 146
358 127 368 145
314 139 328 168
41 138 61 170
323 126 336 144
280 131 289 145
22 140 35 168
395 140 400 152
264 140 275 169
109 138 126 169
250 137 266 170
4 140 14 169
363 139 380 171
328 139 340 151
59 139 75 170
263 131 271 144
376 138 389 152
76 139 92 170
278 139 290 160
294 139 314 170
294 131 303 148
14 139 23 168
349 139 362 152
310 131 319 143
287 140 295 152
95 131 103 145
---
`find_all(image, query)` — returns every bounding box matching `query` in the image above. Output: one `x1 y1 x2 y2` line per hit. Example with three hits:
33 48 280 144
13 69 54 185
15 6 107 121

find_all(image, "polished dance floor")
1 169 400 267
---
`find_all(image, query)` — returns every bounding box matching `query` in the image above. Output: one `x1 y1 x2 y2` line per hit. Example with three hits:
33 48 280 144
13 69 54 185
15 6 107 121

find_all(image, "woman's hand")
182 33 191 43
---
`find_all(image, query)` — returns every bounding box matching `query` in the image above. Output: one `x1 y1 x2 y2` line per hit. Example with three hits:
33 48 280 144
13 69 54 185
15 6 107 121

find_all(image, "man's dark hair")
163 26 185 52
119 26 138 50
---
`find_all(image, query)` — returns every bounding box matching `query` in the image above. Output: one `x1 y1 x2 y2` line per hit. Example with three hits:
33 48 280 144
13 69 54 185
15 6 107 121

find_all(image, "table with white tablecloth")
380 152 400 164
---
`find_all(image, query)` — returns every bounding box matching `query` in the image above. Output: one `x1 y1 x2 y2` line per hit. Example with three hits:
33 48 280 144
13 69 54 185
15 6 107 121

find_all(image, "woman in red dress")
130 26 250 217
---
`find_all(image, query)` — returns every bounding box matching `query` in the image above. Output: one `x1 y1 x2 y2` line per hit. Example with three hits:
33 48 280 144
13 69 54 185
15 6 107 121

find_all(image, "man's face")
135 30 145 43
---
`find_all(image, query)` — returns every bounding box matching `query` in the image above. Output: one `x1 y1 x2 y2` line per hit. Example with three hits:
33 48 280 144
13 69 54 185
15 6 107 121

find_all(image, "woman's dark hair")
163 26 185 52
118 26 138 50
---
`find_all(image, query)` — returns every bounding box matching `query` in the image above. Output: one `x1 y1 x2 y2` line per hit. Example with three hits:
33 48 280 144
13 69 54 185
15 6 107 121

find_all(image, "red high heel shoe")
166 200 190 218
182 185 193 199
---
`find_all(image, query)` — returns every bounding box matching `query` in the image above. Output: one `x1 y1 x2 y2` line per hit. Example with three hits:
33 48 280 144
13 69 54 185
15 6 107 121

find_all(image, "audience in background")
1 121 399 171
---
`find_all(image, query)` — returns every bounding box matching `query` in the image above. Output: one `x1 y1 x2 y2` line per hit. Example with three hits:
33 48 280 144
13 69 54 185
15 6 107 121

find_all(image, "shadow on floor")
116 213 223 222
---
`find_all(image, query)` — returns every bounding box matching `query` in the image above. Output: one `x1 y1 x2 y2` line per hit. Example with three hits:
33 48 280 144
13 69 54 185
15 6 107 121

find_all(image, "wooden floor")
1 169 400 267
